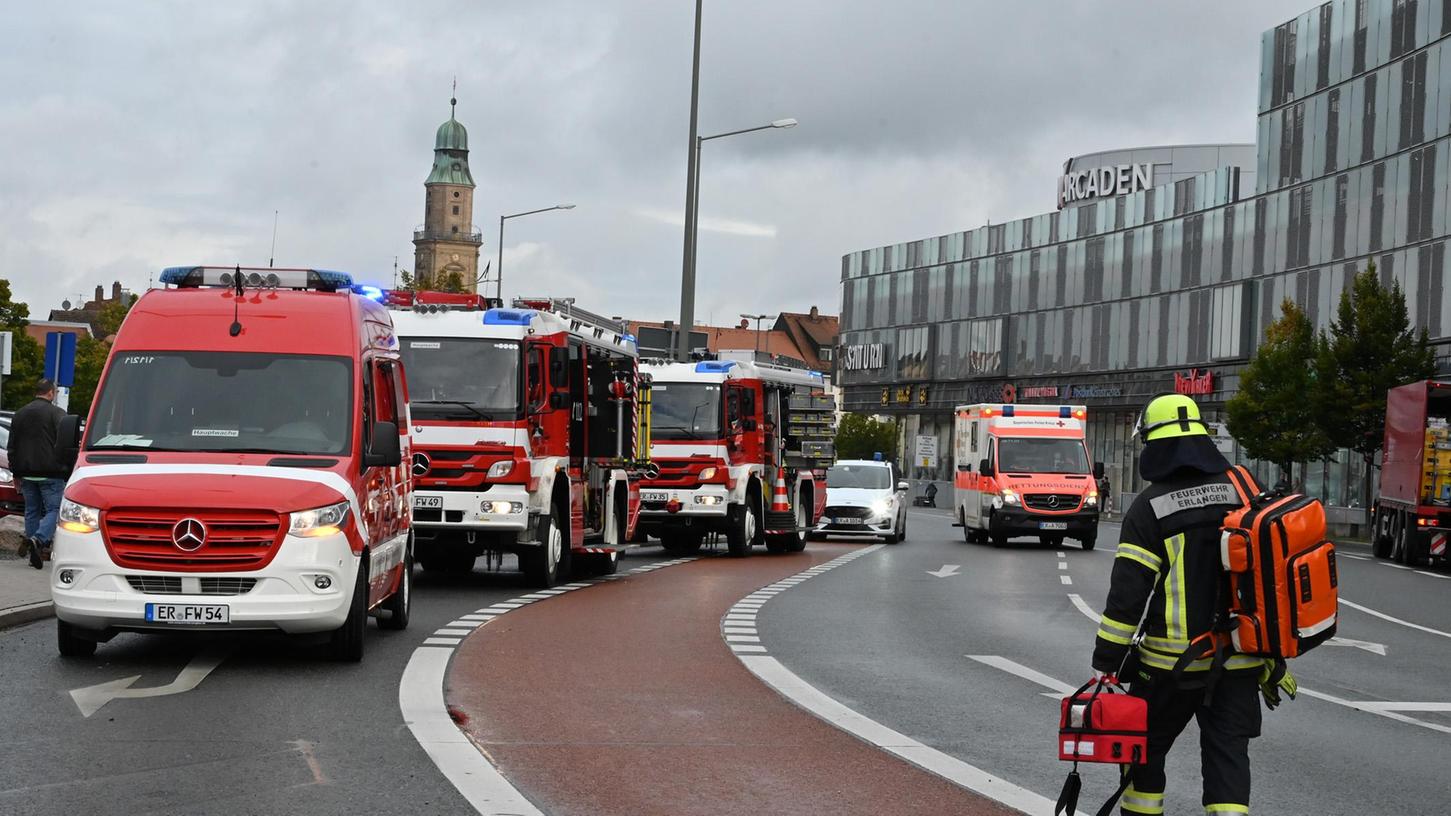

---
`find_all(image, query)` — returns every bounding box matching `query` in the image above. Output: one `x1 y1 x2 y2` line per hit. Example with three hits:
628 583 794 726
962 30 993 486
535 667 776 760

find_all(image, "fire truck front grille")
648 460 717 487
124 576 258 595
413 508 466 524
103 509 284 572
1023 493 1082 511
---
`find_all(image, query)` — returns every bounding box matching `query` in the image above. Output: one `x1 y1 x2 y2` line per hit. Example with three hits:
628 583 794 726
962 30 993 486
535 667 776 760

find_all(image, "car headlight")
59 498 101 533
0 467 12 485
698 467 718 482
1084 493 1098 508
288 501 351 537
487 460 514 479
870 498 892 518
1000 489 1020 506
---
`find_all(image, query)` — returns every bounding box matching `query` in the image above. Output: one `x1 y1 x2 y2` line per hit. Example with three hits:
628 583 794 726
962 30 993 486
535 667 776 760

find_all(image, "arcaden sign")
1057 163 1154 209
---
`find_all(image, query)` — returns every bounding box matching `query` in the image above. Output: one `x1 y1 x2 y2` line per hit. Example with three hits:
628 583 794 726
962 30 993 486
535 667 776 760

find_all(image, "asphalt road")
0 552 673 816
758 507 1451 816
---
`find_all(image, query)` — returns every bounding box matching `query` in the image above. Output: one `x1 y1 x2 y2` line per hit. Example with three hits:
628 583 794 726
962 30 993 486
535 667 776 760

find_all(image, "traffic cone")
770 467 790 513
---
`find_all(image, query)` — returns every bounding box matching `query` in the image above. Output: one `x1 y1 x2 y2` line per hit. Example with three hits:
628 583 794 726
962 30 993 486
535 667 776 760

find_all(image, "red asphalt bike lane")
447 543 1015 816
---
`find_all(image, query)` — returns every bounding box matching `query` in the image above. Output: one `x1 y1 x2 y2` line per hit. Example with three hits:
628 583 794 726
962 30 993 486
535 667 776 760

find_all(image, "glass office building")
838 0 1451 521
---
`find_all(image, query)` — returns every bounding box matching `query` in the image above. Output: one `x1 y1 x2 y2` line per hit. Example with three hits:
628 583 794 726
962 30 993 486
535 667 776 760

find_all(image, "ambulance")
953 403 1102 549
50 266 412 661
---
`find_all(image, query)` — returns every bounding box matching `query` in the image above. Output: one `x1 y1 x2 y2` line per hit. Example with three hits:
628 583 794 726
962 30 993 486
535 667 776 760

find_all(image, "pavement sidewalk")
0 515 53 630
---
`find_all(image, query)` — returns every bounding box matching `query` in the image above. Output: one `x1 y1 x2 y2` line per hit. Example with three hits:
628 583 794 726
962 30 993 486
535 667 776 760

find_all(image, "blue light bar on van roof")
159 266 355 292
353 285 385 301
694 360 737 373
1059 406 1071 418
482 308 537 326
1002 405 1015 417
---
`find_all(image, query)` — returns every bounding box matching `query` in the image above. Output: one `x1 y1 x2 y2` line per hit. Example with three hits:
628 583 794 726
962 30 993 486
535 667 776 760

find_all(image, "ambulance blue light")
353 285 385 301
483 308 537 326
873 451 884 461
1002 405 1015 417
1059 406 1071 418
694 360 737 373
312 270 355 288
158 266 202 285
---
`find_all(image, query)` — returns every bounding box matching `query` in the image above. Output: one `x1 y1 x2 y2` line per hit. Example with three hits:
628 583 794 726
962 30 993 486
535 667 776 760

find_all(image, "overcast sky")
1 1 1312 325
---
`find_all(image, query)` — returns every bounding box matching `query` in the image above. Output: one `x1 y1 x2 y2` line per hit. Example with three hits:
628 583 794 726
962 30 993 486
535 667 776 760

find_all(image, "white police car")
811 459 908 543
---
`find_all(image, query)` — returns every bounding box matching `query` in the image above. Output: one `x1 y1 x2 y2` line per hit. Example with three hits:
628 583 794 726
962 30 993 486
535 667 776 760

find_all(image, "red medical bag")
1058 677 1148 765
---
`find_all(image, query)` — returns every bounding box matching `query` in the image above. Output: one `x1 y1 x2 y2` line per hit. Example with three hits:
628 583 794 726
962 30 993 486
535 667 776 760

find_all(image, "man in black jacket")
8 378 72 569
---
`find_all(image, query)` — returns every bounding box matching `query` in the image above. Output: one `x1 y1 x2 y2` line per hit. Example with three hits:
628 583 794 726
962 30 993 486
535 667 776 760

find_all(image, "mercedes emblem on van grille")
412 452 432 477
1047 495 1060 508
172 518 208 552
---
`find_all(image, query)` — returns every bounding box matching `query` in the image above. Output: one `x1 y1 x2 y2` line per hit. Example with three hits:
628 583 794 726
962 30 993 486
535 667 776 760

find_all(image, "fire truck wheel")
726 499 757 558
328 559 369 662
56 619 97 658
523 502 570 587
378 535 413 631
1079 533 1097 550
660 531 703 554
1398 522 1428 567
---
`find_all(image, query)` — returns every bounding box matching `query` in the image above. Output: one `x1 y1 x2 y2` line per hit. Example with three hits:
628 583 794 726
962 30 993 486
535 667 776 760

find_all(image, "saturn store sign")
842 342 886 371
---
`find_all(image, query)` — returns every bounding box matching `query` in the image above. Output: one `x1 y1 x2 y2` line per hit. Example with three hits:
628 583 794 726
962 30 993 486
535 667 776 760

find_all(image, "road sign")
0 331 11 375
44 331 77 387
1206 421 1235 455
914 434 938 468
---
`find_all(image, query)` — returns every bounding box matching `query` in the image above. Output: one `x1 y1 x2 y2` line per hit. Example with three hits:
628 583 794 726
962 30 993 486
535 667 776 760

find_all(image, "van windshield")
87 352 353 455
399 338 521 421
826 464 892 489
998 438 1089 474
651 383 721 439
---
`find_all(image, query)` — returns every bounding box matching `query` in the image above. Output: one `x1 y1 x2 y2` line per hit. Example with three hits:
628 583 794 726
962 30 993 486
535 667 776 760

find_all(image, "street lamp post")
674 117 796 361
496 204 576 301
740 312 771 358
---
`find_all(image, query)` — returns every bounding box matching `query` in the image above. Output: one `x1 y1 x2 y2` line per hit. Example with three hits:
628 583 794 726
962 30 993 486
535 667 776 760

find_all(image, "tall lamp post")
741 312 772 358
496 204 576 301
674 117 796 361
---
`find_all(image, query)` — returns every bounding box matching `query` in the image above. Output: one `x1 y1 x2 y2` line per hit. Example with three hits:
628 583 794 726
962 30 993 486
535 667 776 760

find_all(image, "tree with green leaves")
0 279 45 410
1313 262 1437 506
834 413 898 462
68 295 135 417
1226 299 1333 485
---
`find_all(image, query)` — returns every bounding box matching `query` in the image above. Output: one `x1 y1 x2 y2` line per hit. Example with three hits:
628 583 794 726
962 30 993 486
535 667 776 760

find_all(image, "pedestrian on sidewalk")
1089 393 1275 816
7 378 73 569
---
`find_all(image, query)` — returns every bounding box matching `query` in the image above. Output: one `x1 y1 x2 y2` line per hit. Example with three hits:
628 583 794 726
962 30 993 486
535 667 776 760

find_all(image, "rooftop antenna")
229 264 244 337
268 210 279 268
393 256 399 289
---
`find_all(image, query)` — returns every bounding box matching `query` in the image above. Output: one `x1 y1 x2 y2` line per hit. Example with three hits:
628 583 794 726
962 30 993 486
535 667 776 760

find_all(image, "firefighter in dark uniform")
1091 394 1294 816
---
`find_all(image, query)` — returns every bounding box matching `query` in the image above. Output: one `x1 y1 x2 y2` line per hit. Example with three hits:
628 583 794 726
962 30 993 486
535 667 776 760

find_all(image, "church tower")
413 94 481 291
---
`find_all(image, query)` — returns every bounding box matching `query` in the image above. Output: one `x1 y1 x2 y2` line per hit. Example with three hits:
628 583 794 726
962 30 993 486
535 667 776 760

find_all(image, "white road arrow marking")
70 648 230 718
926 564 961 578
1324 636 1388 656
968 655 1079 699
1342 599 1451 639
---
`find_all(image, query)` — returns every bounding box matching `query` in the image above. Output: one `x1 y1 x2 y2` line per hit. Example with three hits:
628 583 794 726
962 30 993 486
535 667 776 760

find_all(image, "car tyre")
378 535 412 631
1079 534 1097 551
327 560 369 662
56 619 97 658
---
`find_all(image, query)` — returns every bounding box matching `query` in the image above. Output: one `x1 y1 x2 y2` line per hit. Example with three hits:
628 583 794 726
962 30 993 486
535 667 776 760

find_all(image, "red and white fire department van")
390 292 649 586
953 403 1102 549
637 358 832 556
51 266 412 661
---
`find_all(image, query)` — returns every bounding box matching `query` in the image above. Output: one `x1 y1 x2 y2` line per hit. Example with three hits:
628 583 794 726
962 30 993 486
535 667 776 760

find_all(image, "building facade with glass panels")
837 0 1451 521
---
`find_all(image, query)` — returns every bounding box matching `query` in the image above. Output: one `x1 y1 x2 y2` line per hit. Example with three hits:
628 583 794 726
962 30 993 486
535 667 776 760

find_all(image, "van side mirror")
549 391 570 410
1093 461 1106 479
979 458 995 478
957 463 971 472
549 346 570 378
364 421 401 468
56 415 83 462
896 480 909 492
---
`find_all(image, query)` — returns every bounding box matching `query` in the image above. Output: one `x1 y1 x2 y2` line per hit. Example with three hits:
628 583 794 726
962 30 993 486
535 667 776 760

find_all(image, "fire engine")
953 402 1103 549
388 291 651 587
636 358 833 556
51 266 412 662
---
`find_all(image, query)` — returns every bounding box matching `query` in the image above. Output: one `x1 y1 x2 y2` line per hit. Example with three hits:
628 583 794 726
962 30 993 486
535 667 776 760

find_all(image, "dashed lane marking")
1068 593 1100 623
1339 553 1370 560
723 545 1082 816
400 555 699 816
1060 575 1073 585
1057 561 1067 570
1415 570 1451 580
1056 552 1066 559
1341 598 1451 639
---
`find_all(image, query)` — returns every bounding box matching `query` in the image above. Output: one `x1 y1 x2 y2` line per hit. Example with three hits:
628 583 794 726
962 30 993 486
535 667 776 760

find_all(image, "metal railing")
413 228 482 244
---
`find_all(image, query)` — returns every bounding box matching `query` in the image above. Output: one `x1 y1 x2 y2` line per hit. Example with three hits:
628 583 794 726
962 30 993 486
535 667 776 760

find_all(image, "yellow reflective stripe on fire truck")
1097 614 1139 646
1122 785 1165 815
1115 542 1162 572
1162 534 1187 642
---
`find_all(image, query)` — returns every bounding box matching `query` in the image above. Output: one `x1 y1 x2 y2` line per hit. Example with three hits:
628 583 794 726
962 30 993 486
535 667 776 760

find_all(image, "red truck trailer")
1372 379 1451 566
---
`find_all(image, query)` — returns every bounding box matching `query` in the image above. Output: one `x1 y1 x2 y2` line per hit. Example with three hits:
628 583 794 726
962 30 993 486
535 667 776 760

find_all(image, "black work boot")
27 537 43 569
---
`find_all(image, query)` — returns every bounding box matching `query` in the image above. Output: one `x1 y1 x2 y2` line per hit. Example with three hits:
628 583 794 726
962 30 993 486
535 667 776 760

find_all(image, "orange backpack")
1220 467 1339 659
